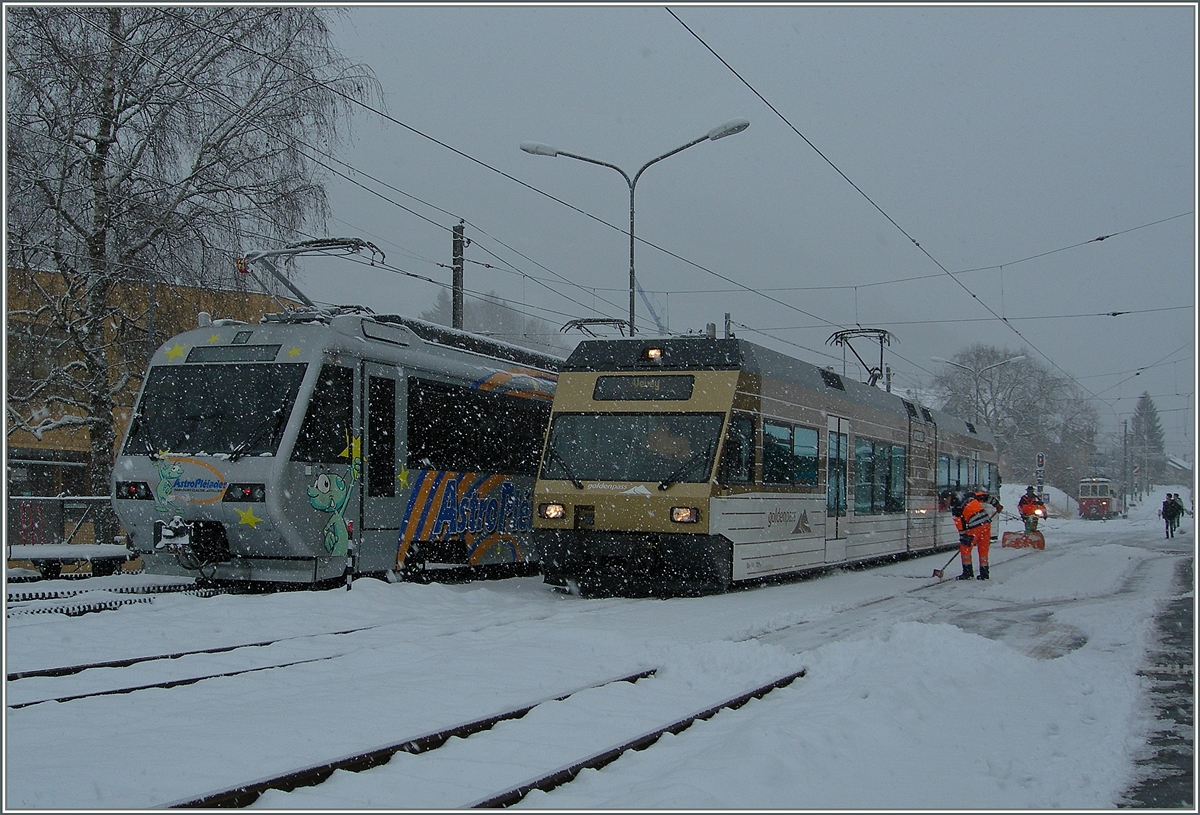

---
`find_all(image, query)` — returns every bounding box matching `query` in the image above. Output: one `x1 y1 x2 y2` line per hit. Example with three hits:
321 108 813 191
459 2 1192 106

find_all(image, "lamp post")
931 355 1026 426
521 118 749 336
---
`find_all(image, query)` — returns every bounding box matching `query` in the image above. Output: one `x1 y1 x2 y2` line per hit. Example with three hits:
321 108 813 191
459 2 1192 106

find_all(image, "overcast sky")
289 4 1196 461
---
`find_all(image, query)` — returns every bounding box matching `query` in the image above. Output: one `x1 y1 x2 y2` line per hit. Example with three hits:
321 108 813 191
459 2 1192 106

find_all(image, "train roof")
258 307 563 372
563 335 993 441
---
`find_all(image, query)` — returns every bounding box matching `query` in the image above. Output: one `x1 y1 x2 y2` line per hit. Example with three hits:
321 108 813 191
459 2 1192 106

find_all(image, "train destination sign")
593 374 695 401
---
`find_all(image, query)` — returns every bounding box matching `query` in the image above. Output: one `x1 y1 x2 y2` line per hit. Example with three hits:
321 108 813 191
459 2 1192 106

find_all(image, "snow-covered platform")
7 543 132 561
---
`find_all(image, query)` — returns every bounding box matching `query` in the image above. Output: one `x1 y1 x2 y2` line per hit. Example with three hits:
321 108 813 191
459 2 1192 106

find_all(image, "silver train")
531 335 999 596
113 304 559 586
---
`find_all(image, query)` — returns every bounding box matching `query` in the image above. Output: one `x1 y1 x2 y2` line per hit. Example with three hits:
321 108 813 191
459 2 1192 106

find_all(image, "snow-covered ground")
3 484 1192 810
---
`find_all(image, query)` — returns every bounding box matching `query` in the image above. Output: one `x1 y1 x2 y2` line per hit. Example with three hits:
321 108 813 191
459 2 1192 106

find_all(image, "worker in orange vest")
953 488 1002 580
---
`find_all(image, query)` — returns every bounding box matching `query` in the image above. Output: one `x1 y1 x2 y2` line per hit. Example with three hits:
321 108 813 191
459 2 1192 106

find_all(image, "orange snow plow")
1005 503 1047 549
1001 530 1045 549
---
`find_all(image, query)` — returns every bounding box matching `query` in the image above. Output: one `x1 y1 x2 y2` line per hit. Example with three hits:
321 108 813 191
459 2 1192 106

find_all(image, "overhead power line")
665 6 1160 407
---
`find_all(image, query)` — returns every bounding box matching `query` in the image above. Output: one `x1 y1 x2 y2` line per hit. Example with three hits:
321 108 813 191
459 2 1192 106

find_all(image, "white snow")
3 484 1192 810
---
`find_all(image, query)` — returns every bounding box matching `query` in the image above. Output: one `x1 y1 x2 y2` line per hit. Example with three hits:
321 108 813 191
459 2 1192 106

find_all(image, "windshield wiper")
658 442 715 491
227 407 286 462
132 414 165 461
545 444 583 490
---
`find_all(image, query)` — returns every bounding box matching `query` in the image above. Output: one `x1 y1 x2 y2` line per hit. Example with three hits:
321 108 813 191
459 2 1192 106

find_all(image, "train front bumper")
532 529 732 596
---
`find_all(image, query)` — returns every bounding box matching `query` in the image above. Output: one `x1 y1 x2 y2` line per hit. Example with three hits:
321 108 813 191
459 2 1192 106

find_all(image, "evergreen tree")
1130 392 1167 491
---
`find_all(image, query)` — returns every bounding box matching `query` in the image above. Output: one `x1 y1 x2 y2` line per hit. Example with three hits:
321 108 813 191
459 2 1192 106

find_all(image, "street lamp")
931 354 1026 425
520 118 749 336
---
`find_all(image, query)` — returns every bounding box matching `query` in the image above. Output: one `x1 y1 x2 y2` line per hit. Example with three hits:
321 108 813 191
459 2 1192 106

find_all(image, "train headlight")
223 483 266 502
671 506 700 523
642 347 664 363
538 502 566 520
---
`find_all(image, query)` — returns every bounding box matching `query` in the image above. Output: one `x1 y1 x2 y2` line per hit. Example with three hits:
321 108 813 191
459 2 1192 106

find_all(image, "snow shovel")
1001 530 1045 550
932 550 959 579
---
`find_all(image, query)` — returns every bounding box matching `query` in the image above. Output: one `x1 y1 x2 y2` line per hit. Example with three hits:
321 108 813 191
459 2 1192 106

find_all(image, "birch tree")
931 344 1099 489
6 7 377 527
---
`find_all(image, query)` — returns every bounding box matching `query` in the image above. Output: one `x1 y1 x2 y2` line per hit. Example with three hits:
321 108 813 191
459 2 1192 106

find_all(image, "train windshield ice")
541 412 724 484
124 363 307 457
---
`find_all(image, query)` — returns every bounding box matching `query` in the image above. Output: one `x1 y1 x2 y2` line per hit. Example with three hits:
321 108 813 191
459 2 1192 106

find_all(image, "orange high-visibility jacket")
1018 494 1044 517
960 495 998 530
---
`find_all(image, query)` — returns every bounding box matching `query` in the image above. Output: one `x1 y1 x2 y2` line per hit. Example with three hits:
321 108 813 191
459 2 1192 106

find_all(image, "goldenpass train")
531 335 998 596
112 305 559 585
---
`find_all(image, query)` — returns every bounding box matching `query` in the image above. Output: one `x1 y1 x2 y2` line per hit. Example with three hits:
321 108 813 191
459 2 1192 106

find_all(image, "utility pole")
724 313 732 339
452 220 468 330
1122 419 1128 511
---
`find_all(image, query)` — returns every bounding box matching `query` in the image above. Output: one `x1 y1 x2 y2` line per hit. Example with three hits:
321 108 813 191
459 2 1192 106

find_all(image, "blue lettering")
171 477 226 491
484 498 499 533
499 482 516 530
463 494 477 532
432 479 460 537
457 495 470 535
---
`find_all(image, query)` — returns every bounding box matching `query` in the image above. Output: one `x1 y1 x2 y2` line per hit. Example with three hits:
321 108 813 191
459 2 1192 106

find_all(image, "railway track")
6 590 632 711
5 623 387 711
5 581 222 618
164 666 805 809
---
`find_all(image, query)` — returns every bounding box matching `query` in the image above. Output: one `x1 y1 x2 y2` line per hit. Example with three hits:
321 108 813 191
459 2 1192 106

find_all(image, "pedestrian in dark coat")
1162 495 1179 538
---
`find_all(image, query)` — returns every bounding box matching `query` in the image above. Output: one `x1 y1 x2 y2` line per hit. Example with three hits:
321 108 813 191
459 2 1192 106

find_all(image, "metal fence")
6 495 113 548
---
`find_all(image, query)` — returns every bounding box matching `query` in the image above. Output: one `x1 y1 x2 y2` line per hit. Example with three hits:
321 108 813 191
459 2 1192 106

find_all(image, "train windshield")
542 412 725 484
124 363 307 457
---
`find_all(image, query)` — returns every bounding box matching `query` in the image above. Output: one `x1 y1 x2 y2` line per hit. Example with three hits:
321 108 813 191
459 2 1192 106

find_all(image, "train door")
906 421 937 551
359 361 405 573
289 362 359 580
825 416 849 562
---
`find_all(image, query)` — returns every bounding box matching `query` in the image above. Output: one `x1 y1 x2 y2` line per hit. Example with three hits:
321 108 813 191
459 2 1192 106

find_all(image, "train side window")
888 445 906 512
367 376 397 497
854 438 876 514
292 365 354 463
407 377 550 475
762 421 793 485
938 454 951 492
827 429 848 518
792 426 819 486
717 414 755 485
855 438 907 515
955 457 969 489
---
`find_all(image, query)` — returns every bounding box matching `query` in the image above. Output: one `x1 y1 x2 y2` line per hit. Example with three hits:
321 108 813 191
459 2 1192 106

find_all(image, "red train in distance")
1077 476 1122 519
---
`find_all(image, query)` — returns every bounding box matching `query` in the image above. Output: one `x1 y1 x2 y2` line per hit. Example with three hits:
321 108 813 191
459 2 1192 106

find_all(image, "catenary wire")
664 7 1146 408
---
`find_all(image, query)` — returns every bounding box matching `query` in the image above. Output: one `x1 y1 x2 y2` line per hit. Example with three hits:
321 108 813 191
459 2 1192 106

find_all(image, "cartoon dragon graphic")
306 432 362 557
154 457 184 512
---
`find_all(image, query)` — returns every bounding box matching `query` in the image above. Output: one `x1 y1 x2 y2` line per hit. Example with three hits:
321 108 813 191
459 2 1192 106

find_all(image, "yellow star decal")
397 467 410 488
209 335 220 344
339 431 362 461
287 347 301 357
234 506 263 529
165 343 187 362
